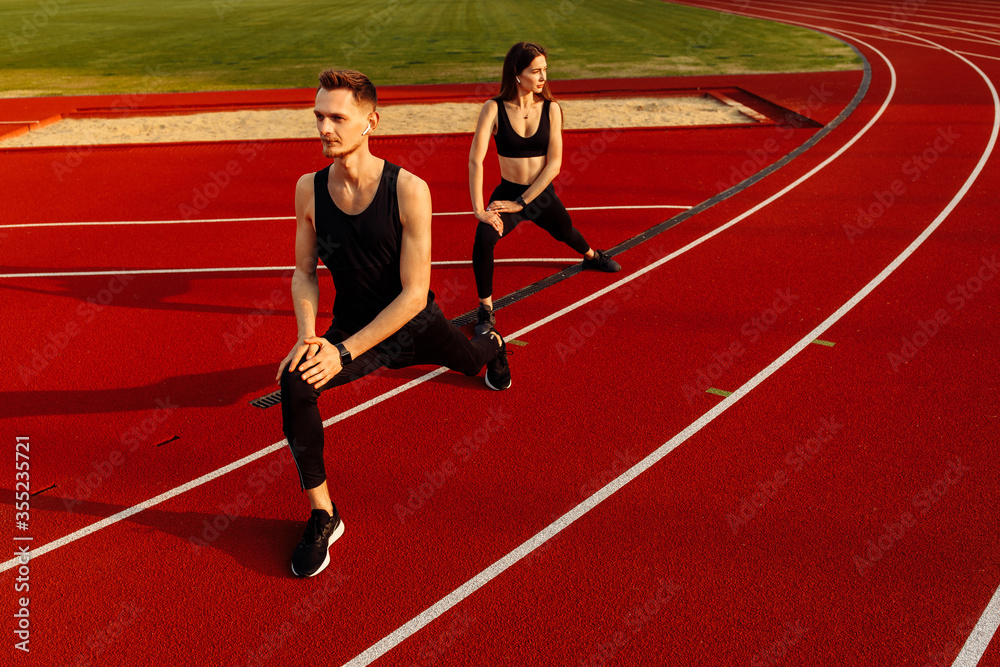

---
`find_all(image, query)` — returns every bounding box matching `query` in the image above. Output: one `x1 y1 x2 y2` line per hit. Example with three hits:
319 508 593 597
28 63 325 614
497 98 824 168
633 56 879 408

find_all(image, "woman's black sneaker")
291 506 344 578
474 303 496 335
485 332 511 390
582 249 621 272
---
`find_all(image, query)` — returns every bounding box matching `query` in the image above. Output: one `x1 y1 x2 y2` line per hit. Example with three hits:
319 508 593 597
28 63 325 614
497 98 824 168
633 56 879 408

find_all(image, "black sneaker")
291 507 344 578
485 332 511 391
582 249 621 273
474 303 496 335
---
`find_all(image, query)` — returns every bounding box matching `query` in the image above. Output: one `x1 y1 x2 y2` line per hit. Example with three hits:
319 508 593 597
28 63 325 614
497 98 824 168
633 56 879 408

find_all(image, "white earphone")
362 122 372 136
516 77 521 83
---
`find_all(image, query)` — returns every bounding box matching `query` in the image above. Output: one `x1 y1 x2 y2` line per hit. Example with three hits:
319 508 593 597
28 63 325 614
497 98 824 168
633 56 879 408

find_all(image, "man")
276 69 510 578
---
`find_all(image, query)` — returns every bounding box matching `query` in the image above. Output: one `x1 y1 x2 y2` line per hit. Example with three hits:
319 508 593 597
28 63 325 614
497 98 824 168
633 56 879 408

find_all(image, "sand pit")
2 95 757 147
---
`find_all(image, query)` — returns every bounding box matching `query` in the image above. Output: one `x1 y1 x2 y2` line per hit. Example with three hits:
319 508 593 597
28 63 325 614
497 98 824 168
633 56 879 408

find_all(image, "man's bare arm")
293 169 432 388
339 169 431 356
275 173 322 380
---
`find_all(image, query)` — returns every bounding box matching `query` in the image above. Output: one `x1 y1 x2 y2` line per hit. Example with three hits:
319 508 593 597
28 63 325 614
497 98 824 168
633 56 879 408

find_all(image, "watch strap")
334 341 352 366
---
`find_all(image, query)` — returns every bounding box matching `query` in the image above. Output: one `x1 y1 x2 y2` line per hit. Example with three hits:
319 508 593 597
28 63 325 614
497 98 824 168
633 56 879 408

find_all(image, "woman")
469 41 621 334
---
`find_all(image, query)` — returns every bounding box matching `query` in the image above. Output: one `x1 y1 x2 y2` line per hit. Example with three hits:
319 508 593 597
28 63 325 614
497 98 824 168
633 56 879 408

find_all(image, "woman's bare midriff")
498 154 546 185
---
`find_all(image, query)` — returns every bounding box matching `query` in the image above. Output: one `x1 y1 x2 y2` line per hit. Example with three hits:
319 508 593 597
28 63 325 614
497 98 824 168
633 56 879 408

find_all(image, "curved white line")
0 28 892 579
0 258 581 280
343 20 1000 667
0 205 689 230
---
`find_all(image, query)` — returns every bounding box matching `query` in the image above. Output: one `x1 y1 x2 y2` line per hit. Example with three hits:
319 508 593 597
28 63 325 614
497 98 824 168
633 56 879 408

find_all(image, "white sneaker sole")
485 375 511 391
291 519 345 578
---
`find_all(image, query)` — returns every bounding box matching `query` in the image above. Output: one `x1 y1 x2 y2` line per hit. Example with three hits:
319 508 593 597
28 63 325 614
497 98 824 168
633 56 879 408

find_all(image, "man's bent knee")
280 367 319 405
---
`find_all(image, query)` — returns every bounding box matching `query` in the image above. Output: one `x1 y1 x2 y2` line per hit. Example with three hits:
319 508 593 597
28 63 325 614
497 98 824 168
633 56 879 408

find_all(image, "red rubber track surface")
1 2 998 666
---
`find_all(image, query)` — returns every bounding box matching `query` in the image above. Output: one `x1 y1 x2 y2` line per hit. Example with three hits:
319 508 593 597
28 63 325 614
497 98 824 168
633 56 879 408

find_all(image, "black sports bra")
493 97 550 158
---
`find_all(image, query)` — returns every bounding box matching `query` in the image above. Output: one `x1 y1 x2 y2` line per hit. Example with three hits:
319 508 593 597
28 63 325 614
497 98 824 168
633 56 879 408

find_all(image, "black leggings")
280 301 499 490
473 179 590 299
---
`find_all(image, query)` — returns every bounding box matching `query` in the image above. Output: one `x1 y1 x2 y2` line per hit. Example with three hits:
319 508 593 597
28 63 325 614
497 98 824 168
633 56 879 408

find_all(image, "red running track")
1 2 999 665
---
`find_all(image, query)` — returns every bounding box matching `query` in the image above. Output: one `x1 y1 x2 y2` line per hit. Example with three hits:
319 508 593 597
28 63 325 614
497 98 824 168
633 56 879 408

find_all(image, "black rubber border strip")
453 42 872 326
252 41 871 408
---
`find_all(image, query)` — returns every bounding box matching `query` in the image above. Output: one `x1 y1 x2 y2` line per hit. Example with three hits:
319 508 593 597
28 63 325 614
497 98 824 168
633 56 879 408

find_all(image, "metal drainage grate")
250 390 282 409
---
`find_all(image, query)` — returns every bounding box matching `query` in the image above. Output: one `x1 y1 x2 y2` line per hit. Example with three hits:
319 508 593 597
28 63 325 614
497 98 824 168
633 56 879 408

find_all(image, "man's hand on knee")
276 338 324 382
295 337 344 389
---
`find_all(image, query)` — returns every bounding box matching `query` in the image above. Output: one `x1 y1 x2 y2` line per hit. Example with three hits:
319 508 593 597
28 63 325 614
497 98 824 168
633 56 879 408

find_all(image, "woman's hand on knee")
477 204 504 234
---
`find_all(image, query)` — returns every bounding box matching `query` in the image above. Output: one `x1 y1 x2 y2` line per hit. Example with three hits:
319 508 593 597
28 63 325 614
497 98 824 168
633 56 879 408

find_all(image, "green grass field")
0 0 861 97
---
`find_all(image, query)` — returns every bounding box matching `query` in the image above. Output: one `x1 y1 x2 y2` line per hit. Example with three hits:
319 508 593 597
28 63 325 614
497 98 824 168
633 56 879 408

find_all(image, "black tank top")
313 161 430 334
493 97 550 158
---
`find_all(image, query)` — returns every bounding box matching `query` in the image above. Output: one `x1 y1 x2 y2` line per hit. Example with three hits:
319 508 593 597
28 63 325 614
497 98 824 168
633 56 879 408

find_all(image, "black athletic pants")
280 301 499 491
473 179 590 299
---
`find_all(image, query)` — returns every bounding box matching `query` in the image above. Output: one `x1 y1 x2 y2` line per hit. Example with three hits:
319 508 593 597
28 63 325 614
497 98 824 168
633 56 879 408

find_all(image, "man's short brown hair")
317 69 377 111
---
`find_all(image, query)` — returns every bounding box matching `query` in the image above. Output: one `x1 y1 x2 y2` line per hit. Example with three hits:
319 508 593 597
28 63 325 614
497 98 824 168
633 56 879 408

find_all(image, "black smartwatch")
515 195 527 207
334 341 352 366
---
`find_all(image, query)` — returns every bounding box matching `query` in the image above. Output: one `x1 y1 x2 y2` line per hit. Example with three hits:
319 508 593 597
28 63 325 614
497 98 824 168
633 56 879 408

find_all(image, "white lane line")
0 28 891 577
698 0 1000 50
694 4 1000 665
959 50 1000 62
833 30 940 49
748 0 1000 30
955 585 1000 666
1 216 290 228
0 205 690 230
0 258 579 280
345 18 1000 667
0 370 447 575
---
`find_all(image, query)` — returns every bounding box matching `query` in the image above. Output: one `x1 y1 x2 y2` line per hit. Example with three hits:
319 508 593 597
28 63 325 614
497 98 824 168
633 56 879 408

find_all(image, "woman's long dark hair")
497 42 554 102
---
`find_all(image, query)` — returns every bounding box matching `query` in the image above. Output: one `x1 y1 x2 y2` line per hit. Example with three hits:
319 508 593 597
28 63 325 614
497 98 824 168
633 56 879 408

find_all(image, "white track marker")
0 205 689 229
343 26 999 667
0 258 580 279
0 39 894 576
